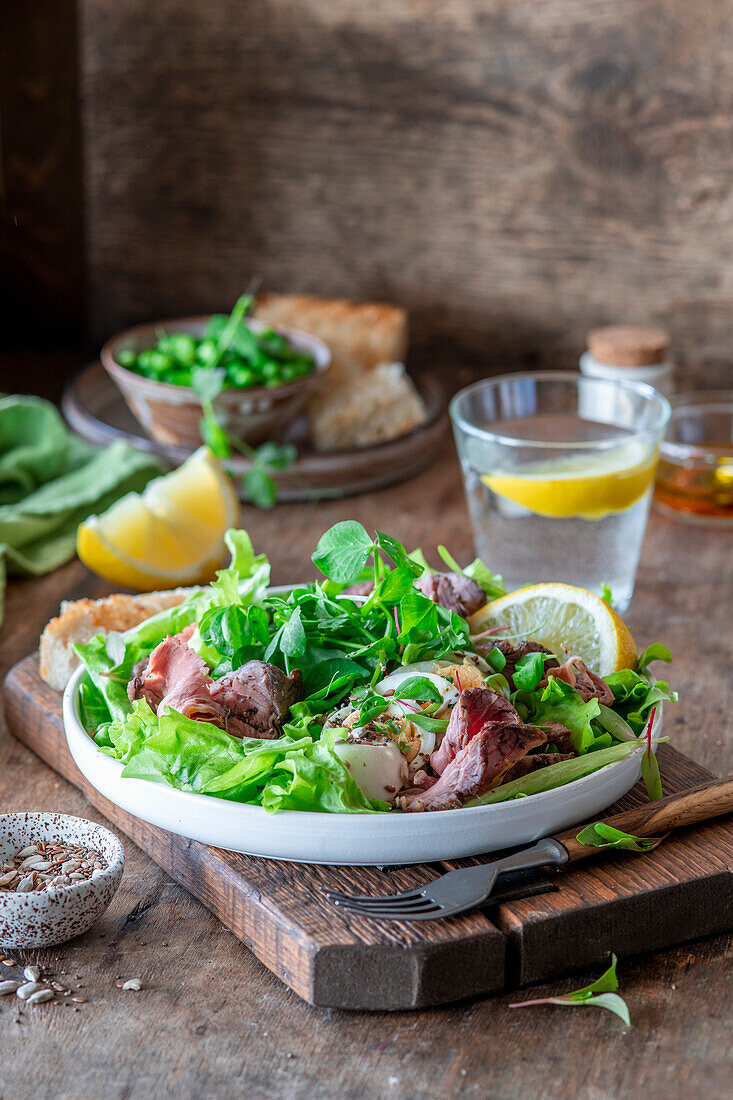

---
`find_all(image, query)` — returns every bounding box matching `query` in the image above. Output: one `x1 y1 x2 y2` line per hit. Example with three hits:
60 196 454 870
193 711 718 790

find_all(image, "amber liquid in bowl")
655 447 733 520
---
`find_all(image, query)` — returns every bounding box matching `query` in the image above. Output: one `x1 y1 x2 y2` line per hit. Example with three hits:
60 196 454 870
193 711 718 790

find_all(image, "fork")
325 775 733 920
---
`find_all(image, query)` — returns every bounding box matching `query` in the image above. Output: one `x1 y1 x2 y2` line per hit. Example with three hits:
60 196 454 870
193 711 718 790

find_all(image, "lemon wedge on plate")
482 442 657 520
77 447 239 590
469 583 637 677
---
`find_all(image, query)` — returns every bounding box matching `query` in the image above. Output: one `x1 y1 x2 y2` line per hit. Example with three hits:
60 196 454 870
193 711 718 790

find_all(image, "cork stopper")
586 325 669 368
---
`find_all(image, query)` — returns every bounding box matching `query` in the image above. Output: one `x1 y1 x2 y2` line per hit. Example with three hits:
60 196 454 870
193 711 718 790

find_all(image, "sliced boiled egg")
374 665 458 756
333 740 407 802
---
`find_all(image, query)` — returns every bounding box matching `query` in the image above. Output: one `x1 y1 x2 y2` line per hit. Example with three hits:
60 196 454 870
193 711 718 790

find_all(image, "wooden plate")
63 363 448 502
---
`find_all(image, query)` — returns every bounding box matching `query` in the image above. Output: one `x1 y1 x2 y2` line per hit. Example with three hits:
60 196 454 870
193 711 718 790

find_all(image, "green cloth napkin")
0 395 165 621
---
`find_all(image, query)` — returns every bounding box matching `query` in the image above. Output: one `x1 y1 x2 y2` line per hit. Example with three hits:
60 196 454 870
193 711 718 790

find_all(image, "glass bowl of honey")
654 391 733 525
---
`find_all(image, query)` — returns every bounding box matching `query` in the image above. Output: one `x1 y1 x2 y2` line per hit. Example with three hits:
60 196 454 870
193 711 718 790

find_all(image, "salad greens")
575 821 664 853
510 954 630 1026
73 522 675 814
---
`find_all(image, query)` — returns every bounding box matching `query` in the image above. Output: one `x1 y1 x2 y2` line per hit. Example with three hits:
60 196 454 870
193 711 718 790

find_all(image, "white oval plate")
63 660 657 866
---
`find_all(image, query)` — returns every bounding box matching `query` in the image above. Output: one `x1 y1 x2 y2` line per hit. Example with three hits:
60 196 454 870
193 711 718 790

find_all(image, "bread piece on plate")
254 294 408 386
39 588 194 691
309 362 427 452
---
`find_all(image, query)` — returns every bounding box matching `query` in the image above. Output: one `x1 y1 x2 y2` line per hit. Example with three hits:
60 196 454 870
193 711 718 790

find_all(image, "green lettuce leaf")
261 728 388 814
521 677 604 754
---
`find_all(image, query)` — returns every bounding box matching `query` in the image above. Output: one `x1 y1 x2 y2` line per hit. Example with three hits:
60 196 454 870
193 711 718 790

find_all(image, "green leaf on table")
576 821 664 852
510 954 630 1026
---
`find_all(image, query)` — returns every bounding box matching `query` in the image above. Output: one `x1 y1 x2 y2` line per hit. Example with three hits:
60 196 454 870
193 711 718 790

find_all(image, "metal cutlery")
326 774 733 920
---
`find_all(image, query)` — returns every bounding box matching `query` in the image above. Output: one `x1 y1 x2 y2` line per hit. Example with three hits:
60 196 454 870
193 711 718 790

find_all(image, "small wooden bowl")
101 316 331 448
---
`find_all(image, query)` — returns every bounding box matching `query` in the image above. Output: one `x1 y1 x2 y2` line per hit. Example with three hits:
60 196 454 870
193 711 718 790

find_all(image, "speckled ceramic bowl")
0 813 124 949
101 316 331 448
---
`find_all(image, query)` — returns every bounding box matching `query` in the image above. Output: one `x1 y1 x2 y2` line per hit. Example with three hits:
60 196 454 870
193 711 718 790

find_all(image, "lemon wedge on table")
77 447 239 590
482 443 657 520
469 583 637 677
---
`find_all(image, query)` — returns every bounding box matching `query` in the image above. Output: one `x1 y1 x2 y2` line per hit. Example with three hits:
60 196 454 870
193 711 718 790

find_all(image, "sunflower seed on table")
2 958 17 967
24 966 41 982
27 989 54 1005
0 981 21 995
122 978 142 991
16 982 45 1000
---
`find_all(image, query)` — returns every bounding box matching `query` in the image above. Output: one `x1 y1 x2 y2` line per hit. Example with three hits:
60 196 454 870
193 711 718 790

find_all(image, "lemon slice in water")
482 442 657 520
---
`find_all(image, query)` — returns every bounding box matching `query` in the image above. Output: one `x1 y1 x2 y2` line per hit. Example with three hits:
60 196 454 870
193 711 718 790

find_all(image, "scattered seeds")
24 966 41 983
27 989 54 1005
16 981 45 1000
2 959 17 967
16 845 38 859
0 981 21 995
122 979 142 991
71 996 87 1003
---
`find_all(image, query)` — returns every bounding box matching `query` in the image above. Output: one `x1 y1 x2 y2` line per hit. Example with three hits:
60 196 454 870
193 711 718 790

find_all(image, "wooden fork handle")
553 775 733 863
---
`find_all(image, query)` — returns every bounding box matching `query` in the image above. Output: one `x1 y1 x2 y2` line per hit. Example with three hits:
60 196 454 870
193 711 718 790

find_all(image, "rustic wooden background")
3 0 733 389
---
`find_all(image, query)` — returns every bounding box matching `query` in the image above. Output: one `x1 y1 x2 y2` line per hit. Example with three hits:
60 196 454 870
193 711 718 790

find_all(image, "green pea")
136 349 156 371
196 338 219 365
165 369 192 385
261 360 283 381
117 348 137 368
148 350 173 374
162 333 198 365
230 366 257 388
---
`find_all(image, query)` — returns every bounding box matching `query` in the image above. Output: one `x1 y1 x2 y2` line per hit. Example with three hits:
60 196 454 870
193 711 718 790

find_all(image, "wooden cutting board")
4 654 732 1011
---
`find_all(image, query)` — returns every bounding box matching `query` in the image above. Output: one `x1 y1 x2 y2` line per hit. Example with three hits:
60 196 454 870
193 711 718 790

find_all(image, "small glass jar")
580 324 674 397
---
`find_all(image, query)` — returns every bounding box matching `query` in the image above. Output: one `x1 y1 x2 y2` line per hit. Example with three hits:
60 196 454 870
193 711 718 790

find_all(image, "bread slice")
309 362 427 452
39 588 194 691
254 294 408 386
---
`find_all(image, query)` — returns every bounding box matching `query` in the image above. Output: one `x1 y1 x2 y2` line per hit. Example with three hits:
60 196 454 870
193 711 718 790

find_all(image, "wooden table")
0 444 731 1100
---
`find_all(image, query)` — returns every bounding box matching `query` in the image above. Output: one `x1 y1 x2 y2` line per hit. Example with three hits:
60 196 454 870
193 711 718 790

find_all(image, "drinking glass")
450 372 670 611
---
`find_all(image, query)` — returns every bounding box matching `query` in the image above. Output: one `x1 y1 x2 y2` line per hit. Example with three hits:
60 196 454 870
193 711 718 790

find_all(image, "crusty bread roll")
39 588 193 691
308 362 427 452
254 294 408 387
